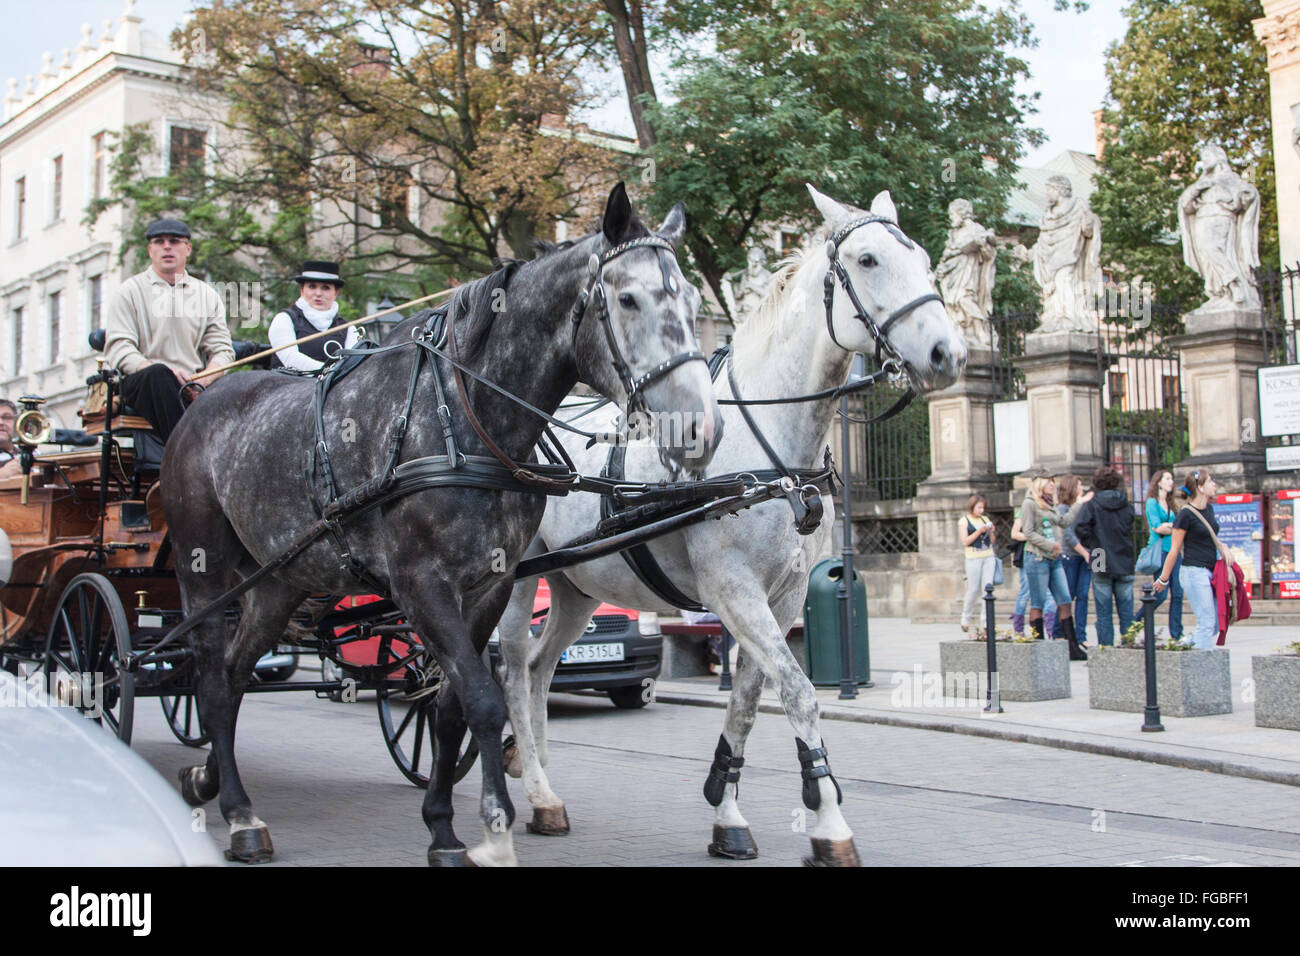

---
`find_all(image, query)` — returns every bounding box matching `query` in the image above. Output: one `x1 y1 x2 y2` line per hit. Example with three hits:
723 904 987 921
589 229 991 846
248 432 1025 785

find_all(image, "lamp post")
375 296 396 341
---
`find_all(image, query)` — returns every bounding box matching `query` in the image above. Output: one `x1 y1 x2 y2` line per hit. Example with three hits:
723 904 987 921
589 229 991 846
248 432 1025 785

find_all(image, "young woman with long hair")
1144 469 1183 640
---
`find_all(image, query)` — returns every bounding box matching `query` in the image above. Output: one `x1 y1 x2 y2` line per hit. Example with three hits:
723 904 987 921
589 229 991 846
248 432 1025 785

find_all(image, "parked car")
488 579 662 708
0 669 224 865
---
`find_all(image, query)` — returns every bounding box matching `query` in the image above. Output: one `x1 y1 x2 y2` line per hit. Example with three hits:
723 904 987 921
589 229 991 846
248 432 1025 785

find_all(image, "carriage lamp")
14 396 50 505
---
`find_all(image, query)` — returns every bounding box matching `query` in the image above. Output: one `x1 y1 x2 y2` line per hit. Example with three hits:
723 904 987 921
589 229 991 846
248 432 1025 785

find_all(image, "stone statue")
1031 175 1102 334
1178 145 1261 314
724 244 772 322
935 198 997 348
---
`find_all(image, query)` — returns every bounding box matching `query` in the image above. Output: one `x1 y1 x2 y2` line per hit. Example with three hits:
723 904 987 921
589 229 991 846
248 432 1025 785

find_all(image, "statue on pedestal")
723 244 772 323
935 198 997 349
1031 175 1102 334
1178 144 1261 314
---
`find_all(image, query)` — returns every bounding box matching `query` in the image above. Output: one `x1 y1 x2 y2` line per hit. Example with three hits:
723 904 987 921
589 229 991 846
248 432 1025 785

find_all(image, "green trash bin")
802 558 870 687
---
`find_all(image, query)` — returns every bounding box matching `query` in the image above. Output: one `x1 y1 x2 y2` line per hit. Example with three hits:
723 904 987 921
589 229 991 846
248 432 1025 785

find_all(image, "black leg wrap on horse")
703 734 744 808
796 737 843 810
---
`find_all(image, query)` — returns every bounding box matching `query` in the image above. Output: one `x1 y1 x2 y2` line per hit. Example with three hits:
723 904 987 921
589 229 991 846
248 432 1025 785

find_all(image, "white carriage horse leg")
708 580 860 867
498 572 600 835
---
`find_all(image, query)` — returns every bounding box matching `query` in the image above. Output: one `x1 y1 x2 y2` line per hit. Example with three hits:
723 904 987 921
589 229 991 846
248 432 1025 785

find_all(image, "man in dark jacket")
1074 465 1135 645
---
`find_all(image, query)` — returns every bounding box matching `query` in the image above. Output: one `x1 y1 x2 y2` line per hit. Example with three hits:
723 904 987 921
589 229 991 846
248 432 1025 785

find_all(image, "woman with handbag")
1153 469 1223 649
959 493 997 633
1056 474 1092 649
1143 470 1183 640
1021 470 1092 659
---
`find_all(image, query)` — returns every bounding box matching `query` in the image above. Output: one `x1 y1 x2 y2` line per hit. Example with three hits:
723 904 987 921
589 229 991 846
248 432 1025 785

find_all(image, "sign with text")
1270 489 1300 596
1266 444 1300 472
1259 364 1300 437
1214 494 1262 592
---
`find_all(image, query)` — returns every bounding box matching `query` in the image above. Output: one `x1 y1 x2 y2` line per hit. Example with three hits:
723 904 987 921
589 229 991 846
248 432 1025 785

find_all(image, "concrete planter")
938 639 1071 702
1252 655 1300 731
1087 645 1231 717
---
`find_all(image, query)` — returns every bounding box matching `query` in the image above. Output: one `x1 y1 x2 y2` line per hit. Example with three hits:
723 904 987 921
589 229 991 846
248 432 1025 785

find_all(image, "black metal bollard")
983 583 1002 713
1140 583 1164 732
718 624 733 692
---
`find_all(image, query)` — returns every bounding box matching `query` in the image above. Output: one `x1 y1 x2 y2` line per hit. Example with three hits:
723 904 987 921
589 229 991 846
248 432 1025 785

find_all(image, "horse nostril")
930 343 948 369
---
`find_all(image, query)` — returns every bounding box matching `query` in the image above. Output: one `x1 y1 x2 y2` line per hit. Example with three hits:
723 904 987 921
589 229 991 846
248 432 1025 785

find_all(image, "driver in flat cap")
103 218 235 443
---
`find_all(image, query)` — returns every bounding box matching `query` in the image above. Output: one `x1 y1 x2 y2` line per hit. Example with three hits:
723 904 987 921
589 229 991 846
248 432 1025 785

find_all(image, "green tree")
1091 0 1275 312
635 0 1045 322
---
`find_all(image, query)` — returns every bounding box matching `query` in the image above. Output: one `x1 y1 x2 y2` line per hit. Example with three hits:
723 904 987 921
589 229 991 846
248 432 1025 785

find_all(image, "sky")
2 0 1130 169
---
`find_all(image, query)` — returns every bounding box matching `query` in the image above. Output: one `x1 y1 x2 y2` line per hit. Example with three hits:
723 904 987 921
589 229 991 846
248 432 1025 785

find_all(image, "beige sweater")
104 269 235 375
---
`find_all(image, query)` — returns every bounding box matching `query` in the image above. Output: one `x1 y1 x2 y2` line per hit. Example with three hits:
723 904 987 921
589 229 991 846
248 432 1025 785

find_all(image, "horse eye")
858 253 878 268
618 292 637 310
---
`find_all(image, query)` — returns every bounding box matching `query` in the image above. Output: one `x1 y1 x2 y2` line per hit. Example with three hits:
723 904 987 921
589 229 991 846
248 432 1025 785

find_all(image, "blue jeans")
1014 561 1030 617
1092 574 1134 646
1180 564 1218 649
1060 553 1091 642
1024 551 1071 612
1150 548 1184 639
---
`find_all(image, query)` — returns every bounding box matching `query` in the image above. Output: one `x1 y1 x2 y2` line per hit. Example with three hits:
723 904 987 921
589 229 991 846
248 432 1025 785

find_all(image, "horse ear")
657 202 687 246
602 181 633 243
807 184 853 226
869 190 898 223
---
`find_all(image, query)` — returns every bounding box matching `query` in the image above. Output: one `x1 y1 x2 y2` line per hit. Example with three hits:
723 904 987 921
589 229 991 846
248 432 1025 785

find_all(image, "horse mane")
731 224 829 379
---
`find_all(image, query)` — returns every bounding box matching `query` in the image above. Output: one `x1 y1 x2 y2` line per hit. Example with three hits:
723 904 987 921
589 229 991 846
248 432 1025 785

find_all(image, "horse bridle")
822 214 943 383
569 235 706 420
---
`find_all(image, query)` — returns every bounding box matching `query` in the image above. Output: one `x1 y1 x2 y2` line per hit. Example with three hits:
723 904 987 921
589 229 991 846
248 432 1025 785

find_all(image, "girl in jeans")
1153 470 1220 649
1021 473 1092 644
960 493 997 633
1145 470 1183 640
1056 474 1092 647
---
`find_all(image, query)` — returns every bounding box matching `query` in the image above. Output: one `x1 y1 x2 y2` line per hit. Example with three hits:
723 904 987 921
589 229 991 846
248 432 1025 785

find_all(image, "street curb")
653 691 1300 789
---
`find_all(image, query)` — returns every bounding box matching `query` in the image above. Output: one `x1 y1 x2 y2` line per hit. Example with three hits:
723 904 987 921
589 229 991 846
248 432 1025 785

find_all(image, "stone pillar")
1014 332 1105 481
1169 308 1267 493
1255 1 1300 270
914 347 1000 557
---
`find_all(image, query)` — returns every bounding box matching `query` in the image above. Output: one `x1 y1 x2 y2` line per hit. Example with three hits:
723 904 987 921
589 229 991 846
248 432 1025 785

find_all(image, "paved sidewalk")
654 618 1300 786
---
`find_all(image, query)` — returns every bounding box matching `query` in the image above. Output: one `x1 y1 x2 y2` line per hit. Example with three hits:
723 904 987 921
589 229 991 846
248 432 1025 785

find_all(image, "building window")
12 306 23 374
779 230 801 256
48 291 61 363
169 126 207 178
51 155 63 222
1162 373 1180 413
15 176 25 239
89 275 104 332
92 132 107 199
1108 370 1128 412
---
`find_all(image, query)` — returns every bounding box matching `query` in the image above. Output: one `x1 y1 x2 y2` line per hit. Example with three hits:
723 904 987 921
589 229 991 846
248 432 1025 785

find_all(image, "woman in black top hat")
268 261 359 371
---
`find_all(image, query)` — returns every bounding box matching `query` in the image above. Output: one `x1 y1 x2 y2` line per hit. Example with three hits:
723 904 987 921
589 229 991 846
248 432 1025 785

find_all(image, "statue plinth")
1169 306 1268 491
1012 330 1104 483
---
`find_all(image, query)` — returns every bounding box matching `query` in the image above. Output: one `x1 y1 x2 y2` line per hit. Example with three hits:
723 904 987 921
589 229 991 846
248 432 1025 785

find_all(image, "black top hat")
145 218 191 240
292 261 345 287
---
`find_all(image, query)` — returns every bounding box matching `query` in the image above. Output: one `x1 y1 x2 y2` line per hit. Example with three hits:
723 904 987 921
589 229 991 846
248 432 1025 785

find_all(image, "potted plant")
1252 639 1300 731
1087 622 1232 717
939 627 1071 702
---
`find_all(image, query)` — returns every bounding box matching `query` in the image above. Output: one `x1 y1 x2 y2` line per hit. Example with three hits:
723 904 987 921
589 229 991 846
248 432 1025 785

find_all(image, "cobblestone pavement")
129 684 1300 867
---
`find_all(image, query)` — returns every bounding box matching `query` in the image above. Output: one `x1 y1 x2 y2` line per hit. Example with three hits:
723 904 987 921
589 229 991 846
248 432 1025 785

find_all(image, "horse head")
807 185 966 392
571 183 721 473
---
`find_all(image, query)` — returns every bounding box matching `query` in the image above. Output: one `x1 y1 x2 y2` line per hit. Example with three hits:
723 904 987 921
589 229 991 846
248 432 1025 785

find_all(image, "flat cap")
1028 466 1055 480
145 218 191 240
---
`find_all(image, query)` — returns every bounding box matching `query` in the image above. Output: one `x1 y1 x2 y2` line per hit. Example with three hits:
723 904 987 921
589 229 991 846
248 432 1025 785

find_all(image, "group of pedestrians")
961 465 1228 655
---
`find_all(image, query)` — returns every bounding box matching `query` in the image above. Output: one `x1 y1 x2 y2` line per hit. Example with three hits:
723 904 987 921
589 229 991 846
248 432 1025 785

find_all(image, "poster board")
993 400 1030 475
1258 365 1300 437
1213 493 1262 596
1270 489 1300 598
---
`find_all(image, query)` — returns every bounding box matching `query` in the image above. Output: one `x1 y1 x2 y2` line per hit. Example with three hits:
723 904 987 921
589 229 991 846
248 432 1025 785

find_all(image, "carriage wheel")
42 573 135 743
160 693 209 747
375 634 479 788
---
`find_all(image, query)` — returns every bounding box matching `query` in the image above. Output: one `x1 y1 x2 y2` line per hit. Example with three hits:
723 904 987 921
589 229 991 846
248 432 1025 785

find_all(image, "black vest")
269 303 348 368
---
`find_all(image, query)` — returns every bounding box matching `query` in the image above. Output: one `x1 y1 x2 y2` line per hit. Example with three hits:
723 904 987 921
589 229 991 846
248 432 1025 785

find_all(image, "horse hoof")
177 766 217 807
526 806 570 835
427 847 475 868
503 736 522 779
225 826 274 864
707 825 758 860
802 837 861 867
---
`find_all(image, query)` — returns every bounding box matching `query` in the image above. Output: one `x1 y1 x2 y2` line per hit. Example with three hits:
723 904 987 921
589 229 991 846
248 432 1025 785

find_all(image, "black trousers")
119 364 186 443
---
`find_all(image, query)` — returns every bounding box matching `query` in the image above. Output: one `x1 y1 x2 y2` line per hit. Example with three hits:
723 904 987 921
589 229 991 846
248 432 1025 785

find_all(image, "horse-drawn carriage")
0 342 474 788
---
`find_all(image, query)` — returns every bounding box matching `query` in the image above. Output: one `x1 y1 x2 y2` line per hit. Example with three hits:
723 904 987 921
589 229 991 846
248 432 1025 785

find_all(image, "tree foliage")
1091 0 1275 307
638 0 1045 318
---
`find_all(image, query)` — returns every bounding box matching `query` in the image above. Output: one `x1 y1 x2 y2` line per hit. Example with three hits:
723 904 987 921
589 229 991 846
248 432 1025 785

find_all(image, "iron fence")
845 381 930 505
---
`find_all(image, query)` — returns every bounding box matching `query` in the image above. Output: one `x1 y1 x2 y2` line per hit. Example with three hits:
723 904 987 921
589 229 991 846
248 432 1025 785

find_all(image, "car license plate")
560 642 625 664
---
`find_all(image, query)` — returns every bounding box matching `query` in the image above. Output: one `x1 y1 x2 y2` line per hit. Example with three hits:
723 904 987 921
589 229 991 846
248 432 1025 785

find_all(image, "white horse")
495 186 966 865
